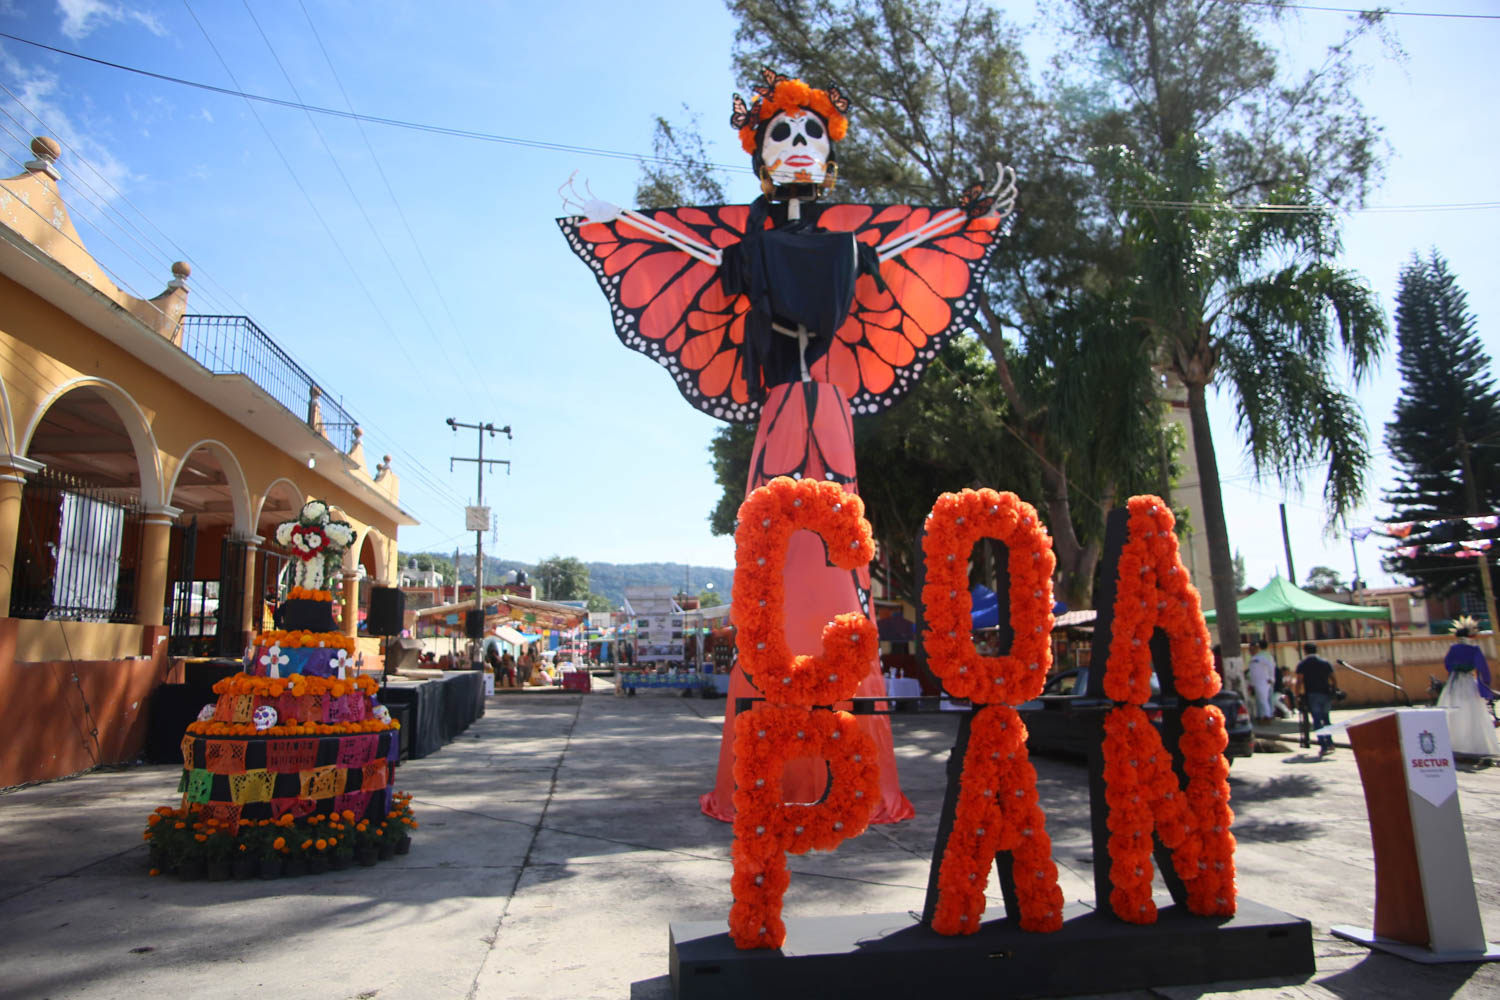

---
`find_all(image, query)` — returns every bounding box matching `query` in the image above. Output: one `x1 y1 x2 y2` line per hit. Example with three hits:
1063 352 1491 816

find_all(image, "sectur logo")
1419 730 1436 755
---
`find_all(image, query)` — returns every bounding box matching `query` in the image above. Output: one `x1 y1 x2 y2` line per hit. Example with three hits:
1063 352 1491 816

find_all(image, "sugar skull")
252 704 279 731
197 703 217 722
759 110 831 188
372 704 392 726
733 69 849 199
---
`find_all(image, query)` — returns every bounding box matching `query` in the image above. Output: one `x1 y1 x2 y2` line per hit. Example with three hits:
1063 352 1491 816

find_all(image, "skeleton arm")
876 163 1017 262
559 174 722 267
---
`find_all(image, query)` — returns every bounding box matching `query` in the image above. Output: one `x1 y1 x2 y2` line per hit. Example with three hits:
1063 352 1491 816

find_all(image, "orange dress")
699 379 915 823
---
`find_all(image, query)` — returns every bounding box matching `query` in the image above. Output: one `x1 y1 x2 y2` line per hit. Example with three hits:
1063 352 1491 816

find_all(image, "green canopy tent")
1204 575 1391 628
1205 576 1401 698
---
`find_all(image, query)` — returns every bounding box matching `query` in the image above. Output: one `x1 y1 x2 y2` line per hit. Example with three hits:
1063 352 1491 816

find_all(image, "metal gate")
11 468 145 622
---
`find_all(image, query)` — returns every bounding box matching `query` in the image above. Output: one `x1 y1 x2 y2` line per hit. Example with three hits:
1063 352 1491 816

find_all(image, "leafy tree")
586 592 615 613
535 556 591 601
1382 252 1500 606
1232 549 1245 592
1111 138 1385 669
635 107 727 208
1303 565 1345 591
1056 0 1393 663
698 587 725 608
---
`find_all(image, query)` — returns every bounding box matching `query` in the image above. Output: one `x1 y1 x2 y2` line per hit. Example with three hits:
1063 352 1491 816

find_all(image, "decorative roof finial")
25 136 60 180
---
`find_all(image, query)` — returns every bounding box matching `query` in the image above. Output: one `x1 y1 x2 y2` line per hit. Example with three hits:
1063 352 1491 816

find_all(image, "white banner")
635 613 684 662
1397 708 1458 807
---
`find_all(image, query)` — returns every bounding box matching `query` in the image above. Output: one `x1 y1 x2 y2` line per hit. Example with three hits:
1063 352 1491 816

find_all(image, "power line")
0 29 754 176
1225 0 1500 20
1123 197 1500 215
295 0 488 386
235 0 495 413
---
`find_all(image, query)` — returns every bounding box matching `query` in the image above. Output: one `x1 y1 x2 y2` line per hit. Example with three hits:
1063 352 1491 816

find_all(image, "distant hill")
429 553 733 607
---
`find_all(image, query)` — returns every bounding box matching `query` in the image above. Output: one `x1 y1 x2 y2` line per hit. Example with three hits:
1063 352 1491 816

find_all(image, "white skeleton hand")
558 172 721 266
877 161 1018 262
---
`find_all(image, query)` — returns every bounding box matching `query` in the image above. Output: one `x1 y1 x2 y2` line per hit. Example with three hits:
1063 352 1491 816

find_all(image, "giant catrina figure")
559 69 1016 823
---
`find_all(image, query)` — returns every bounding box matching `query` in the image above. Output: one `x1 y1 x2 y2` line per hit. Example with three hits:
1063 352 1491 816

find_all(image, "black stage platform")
671 898 1312 1000
379 671 485 759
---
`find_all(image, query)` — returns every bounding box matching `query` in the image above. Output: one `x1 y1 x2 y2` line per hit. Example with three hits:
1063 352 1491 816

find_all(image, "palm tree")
1111 138 1386 676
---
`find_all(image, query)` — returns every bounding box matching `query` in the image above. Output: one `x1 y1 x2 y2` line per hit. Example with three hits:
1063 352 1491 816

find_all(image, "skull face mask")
759 111 831 188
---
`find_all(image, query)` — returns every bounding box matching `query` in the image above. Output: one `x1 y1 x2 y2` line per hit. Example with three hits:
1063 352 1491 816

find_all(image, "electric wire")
0 108 470 522
0 29 756 176
5 29 1495 216
295 0 495 398
236 0 496 413
180 2 478 516
1224 0 1500 20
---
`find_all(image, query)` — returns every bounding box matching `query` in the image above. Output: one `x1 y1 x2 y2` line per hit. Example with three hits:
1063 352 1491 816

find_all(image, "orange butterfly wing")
560 201 1003 423
811 204 1002 415
559 205 762 423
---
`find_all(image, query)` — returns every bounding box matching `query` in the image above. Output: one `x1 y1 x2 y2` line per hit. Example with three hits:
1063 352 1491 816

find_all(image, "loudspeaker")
367 586 406 636
465 608 485 639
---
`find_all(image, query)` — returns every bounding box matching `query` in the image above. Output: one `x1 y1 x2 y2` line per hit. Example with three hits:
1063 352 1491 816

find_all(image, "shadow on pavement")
1228 773 1322 803
1318 951 1490 998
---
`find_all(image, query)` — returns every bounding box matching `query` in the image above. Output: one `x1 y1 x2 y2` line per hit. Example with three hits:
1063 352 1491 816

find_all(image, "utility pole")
449 418 511 664
1279 503 1297 586
1457 430 1499 633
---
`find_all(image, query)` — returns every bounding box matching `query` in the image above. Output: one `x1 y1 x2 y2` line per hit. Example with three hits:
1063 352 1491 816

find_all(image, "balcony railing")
177 314 358 452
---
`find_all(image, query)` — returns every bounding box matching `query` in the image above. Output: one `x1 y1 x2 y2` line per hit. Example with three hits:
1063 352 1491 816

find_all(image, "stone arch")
20 376 162 503
0 374 16 458
253 477 306 531
165 439 253 536
356 526 391 585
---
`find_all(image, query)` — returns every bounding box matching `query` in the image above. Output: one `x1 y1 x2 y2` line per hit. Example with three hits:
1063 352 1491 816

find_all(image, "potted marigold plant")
331 810 358 870
352 815 379 866
259 829 289 879
200 822 236 881
389 792 416 854
144 807 190 876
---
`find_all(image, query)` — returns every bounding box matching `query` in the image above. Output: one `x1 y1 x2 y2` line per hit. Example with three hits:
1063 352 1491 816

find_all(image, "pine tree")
1382 252 1500 600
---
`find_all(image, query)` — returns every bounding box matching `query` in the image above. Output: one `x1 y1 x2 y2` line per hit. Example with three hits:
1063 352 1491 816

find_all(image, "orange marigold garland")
726 476 881 950
920 488 1063 935
921 489 1056 704
731 477 877 705
1100 495 1235 922
729 704 879 948
930 705 1064 935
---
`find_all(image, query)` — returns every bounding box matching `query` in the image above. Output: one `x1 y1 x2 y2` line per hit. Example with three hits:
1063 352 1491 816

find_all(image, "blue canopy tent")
972 585 1067 630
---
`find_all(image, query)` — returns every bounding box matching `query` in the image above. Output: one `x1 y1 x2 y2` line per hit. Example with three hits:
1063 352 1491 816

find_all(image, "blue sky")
0 1 1495 596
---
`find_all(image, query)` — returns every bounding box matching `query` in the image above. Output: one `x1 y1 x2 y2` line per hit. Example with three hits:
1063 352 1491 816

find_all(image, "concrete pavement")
1 694 1496 999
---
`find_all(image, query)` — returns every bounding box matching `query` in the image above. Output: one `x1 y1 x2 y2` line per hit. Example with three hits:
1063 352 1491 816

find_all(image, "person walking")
1295 643 1338 756
1248 639 1276 722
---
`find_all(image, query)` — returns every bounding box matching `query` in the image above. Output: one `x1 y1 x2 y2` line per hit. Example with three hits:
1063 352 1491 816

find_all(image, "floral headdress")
1451 614 1480 637
731 67 850 155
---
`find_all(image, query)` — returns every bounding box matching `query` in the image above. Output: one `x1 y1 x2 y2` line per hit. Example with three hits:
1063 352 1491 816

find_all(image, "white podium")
1332 708 1500 963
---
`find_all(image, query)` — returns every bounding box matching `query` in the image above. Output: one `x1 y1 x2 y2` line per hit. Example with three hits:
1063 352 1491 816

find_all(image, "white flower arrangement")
276 498 357 592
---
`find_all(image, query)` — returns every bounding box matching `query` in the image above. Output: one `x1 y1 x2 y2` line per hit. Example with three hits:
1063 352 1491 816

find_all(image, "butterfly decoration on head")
557 66 1017 428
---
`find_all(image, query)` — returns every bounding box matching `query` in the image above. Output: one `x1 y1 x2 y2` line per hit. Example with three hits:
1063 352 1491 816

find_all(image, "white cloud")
0 46 133 198
56 0 166 40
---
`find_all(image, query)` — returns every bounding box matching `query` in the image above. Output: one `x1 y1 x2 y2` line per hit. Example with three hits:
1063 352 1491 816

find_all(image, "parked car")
1017 667 1253 763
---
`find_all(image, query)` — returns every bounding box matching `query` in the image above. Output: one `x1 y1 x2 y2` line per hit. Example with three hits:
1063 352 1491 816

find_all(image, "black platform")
670 898 1313 1000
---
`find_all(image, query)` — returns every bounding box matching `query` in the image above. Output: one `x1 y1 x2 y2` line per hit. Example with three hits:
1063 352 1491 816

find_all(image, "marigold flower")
273 837 285 850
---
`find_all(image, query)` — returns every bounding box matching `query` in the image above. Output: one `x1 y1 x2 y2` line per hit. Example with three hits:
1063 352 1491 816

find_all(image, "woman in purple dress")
1439 616 1499 757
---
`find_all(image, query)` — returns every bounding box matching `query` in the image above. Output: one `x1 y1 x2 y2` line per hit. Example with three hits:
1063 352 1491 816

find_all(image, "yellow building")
0 137 416 786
